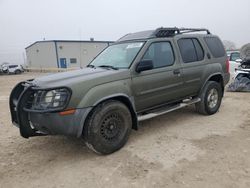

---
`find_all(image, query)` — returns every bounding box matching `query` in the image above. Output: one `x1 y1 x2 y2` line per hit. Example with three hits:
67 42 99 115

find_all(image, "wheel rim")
100 112 123 141
207 88 218 109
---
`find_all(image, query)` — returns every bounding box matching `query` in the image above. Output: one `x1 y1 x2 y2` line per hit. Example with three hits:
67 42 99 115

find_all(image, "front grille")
25 91 35 109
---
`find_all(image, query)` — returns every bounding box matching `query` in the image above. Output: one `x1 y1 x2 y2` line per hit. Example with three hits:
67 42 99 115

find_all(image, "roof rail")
153 27 211 37
178 28 211 34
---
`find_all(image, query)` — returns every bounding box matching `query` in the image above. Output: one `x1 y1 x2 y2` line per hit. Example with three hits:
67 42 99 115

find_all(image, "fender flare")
199 73 224 96
78 94 138 137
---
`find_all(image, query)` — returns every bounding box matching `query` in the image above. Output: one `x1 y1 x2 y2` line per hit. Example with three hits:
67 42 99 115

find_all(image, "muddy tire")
196 81 223 115
83 100 132 155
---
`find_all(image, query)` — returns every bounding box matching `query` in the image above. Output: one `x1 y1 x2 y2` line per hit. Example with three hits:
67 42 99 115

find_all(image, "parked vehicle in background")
227 50 240 61
227 50 242 76
0 62 9 73
1 64 24 74
228 43 250 92
10 27 230 154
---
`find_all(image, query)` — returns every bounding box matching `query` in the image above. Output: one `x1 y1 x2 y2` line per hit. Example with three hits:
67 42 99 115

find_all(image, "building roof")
25 40 114 49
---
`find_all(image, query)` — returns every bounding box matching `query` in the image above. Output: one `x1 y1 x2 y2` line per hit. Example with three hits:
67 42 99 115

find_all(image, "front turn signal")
59 109 76 116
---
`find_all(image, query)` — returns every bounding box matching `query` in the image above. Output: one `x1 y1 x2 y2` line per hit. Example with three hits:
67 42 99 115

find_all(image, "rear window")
178 38 204 63
204 37 225 58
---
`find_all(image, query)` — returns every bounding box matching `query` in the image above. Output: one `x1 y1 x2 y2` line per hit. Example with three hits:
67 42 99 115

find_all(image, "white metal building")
25 40 113 69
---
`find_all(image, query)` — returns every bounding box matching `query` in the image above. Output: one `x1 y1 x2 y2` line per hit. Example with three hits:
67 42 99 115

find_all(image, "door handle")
173 69 181 75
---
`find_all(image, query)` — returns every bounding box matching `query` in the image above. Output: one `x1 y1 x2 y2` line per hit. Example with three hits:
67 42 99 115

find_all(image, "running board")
138 98 201 122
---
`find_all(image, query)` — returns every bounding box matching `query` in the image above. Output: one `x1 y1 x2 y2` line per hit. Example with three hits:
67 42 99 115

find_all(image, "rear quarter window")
204 37 225 58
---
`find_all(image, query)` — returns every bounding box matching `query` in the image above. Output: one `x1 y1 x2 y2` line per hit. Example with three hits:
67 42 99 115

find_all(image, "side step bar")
138 97 201 122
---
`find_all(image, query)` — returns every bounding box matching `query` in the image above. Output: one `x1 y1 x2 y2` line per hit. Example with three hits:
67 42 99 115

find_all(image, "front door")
131 41 184 112
60 58 67 68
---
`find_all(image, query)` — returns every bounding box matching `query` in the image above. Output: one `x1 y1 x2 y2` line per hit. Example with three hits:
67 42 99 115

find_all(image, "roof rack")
153 27 211 37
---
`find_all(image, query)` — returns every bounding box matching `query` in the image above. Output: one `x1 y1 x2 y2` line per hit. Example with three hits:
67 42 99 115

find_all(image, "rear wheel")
83 100 132 154
15 69 21 74
196 81 223 115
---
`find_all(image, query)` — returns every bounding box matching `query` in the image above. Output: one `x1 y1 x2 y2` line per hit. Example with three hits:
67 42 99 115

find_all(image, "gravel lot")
0 72 250 188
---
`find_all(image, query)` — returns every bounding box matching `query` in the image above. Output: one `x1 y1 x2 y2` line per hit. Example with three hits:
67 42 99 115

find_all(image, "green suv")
10 27 230 154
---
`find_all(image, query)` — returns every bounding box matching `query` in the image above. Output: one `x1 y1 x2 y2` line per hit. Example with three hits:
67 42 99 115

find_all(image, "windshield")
89 42 144 69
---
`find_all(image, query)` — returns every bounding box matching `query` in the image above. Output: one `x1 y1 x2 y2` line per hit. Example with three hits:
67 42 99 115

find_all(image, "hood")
32 67 130 88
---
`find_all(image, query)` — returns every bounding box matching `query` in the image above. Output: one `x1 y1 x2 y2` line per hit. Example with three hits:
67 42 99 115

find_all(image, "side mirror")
235 59 242 63
136 60 153 73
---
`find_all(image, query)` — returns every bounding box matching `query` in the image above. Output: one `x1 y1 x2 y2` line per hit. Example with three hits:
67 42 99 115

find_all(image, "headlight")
31 88 71 111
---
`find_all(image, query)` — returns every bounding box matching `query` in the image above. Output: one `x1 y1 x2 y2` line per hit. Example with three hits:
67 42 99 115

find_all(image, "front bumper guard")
9 82 46 138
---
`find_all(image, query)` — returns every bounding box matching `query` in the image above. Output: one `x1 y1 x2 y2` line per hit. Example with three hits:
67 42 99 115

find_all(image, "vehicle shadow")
6 105 202 171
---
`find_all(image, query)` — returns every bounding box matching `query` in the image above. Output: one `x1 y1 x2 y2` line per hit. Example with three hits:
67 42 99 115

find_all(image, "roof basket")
154 27 180 37
153 27 211 37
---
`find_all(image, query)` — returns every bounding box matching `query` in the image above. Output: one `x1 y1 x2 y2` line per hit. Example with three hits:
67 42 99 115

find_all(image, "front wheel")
83 100 132 154
196 81 223 115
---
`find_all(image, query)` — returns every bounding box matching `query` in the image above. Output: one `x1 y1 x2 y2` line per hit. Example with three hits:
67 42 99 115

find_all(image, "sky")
0 0 250 64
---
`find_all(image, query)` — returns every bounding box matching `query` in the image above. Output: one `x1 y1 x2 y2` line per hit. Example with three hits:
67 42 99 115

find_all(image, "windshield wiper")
87 64 96 68
98 65 119 70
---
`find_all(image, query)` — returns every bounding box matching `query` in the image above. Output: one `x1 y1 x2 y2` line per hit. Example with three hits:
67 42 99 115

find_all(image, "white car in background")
1 64 24 74
227 50 241 78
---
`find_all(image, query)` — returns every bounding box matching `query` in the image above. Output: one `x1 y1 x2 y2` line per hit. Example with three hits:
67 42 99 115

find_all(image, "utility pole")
22 51 26 65
79 28 82 68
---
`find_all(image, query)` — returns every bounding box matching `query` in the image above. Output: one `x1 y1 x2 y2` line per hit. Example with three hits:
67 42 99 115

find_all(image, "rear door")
131 40 184 111
177 38 206 95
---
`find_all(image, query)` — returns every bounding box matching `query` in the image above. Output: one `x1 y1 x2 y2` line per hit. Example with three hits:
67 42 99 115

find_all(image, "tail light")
226 59 230 73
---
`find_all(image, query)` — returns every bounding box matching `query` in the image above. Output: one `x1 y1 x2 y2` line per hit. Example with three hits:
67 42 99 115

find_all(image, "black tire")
83 100 132 154
196 81 223 115
15 70 21 74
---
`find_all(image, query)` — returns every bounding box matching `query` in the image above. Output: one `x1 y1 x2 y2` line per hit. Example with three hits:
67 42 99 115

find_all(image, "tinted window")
178 38 204 63
204 37 225 58
142 42 174 68
9 65 18 68
193 39 204 61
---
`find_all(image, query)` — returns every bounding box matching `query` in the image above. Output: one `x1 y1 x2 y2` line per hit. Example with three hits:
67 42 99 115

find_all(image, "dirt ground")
0 72 250 188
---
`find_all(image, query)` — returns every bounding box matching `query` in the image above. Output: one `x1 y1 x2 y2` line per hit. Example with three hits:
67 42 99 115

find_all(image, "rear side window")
9 65 18 68
178 38 204 63
204 37 225 58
